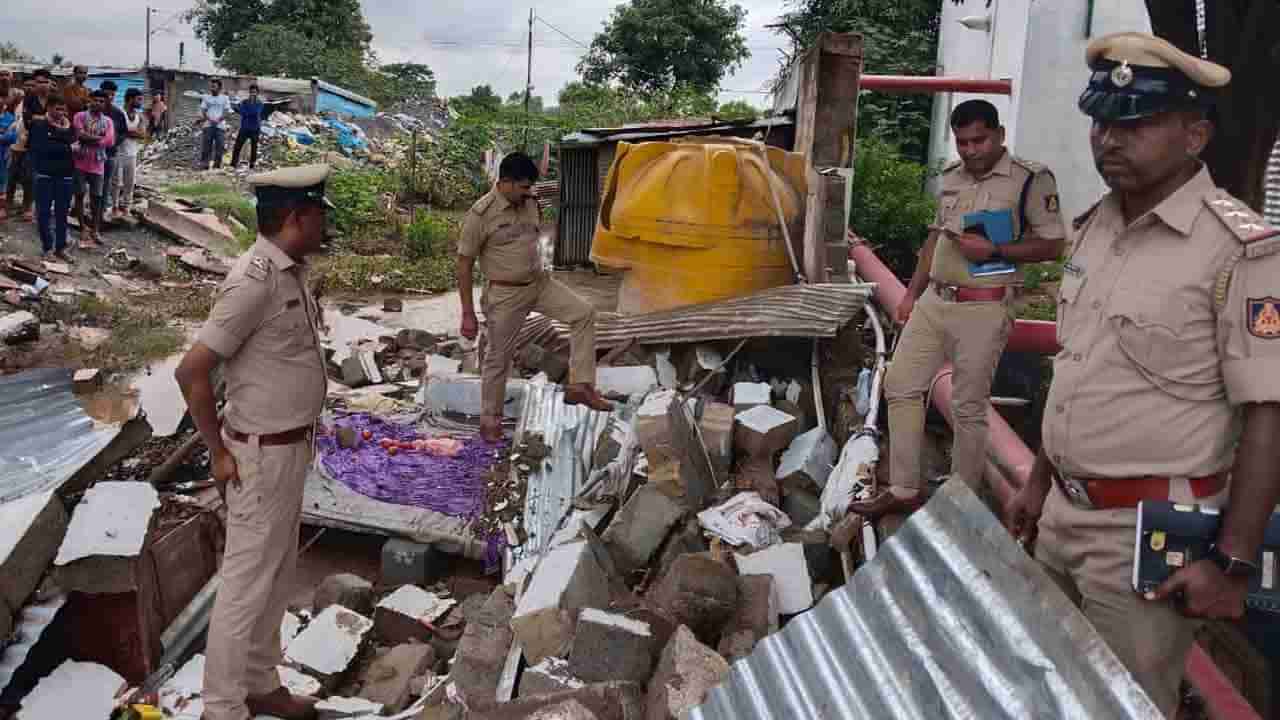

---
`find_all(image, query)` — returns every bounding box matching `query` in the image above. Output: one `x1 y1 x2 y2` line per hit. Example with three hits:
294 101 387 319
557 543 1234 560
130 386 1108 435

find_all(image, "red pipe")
860 75 1013 95
847 237 1061 354
849 239 1259 720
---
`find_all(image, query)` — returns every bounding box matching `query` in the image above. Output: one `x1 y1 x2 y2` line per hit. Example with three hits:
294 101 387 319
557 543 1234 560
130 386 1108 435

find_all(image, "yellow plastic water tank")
590 137 808 314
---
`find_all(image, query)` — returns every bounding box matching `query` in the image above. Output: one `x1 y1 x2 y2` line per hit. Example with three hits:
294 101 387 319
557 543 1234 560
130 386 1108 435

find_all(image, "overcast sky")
1 0 792 107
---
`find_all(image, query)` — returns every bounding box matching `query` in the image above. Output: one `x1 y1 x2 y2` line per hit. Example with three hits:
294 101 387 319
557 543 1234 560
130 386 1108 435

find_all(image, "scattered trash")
697 492 792 549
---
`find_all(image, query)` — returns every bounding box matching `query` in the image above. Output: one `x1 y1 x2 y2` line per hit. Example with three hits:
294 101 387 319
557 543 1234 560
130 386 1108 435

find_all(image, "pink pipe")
861 75 1013 95
847 237 1061 355
849 239 1259 720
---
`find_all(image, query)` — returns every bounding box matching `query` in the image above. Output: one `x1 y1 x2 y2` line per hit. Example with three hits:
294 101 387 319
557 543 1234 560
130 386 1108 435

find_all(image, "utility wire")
534 16 590 49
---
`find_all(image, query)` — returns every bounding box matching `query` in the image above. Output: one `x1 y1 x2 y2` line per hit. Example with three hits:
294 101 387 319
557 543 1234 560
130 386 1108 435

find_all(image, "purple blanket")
318 412 508 567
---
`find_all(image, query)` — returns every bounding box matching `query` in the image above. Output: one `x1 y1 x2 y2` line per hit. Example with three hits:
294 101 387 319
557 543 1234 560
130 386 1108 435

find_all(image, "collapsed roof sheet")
691 482 1163 720
0 369 129 505
516 283 873 354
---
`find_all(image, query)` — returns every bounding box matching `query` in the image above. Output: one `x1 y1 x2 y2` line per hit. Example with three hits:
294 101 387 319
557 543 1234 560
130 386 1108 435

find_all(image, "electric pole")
524 8 533 148
145 5 152 68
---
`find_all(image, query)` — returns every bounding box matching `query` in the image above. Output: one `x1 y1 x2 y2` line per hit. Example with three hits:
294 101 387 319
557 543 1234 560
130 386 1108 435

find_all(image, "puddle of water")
130 354 188 437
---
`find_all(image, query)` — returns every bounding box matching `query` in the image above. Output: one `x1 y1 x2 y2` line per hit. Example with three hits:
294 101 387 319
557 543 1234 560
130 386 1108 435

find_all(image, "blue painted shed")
313 79 376 119
86 72 148 107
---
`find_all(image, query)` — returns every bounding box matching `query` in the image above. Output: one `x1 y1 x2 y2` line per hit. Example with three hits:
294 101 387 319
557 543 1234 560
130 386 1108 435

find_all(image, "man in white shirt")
199 78 232 170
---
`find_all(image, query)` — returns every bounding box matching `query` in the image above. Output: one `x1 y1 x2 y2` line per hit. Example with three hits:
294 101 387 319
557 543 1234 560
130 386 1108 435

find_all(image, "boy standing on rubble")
176 164 334 720
852 100 1067 516
457 151 612 443
1005 33 1280 717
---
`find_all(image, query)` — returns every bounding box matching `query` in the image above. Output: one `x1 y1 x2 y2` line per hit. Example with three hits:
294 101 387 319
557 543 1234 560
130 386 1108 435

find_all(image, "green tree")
186 0 371 62
506 91 545 114
776 0 940 163
847 135 938 277
452 85 502 116
0 41 35 63
379 63 436 101
578 0 751 94
716 99 759 121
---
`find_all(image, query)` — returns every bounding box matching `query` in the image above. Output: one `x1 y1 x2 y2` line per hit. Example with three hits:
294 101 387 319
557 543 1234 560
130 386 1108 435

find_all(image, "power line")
534 15 589 49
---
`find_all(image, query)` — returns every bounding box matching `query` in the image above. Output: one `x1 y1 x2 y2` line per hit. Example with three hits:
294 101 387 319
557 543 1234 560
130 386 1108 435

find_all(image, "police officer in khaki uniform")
458 152 611 442
852 100 1068 516
1005 33 1280 716
176 164 334 720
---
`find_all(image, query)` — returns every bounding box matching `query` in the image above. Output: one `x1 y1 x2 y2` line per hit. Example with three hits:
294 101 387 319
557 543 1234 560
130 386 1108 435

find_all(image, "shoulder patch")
1073 200 1102 232
245 256 269 281
1247 297 1280 339
1204 191 1279 245
469 192 497 216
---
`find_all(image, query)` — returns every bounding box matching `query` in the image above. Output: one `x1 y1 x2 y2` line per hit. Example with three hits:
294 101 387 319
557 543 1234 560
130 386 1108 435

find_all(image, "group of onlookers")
0 65 168 259
197 77 264 171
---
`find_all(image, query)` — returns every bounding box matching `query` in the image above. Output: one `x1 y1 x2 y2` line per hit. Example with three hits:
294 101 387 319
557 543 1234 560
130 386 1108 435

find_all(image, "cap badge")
1110 61 1134 88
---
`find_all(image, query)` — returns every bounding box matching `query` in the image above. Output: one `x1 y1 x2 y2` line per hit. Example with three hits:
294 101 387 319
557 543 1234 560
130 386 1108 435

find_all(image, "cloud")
2 0 789 107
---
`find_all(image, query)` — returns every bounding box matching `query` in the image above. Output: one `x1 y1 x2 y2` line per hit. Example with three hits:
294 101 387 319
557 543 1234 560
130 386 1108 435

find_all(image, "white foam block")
285 604 373 676
735 543 813 615
18 660 125 719
377 585 456 624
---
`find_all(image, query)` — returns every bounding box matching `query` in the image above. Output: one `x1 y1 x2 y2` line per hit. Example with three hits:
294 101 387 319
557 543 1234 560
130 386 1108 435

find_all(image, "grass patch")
56 296 186 371
166 180 258 250
1024 260 1064 292
315 254 456 294
1017 296 1058 321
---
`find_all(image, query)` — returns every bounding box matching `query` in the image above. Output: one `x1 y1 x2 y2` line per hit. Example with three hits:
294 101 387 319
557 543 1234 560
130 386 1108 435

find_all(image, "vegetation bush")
848 136 938 278
404 209 455 262
328 169 392 238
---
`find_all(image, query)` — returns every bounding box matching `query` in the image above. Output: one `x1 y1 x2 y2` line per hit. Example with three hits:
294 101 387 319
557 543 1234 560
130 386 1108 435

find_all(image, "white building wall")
928 0 1150 220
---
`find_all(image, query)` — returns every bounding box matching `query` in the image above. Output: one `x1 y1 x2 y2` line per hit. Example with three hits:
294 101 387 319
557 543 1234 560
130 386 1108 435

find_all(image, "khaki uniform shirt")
1044 167 1280 480
458 189 542 284
196 237 327 435
930 150 1067 287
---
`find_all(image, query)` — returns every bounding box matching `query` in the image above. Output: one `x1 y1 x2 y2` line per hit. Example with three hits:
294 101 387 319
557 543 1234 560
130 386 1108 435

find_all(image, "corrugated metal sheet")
0 594 66 697
516 283 873 353
555 146 599 266
0 369 127 505
1265 139 1279 227
691 481 1163 720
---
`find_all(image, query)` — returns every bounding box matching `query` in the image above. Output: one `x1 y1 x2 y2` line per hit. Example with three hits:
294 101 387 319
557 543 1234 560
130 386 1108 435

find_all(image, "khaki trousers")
885 288 1012 491
1035 483 1200 718
481 275 596 418
203 430 312 720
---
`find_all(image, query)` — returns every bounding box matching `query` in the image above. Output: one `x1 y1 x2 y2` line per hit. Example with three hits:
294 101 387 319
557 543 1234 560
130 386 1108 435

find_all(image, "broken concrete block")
72 368 103 394
279 664 323 697
735 543 813 616
736 456 781 506
314 573 374 616
511 533 614 663
648 553 738 645
380 538 441 587
397 328 438 351
0 490 69 624
285 604 374 689
316 695 384 718
426 354 461 377
777 426 836 492
384 298 404 313
519 657 585 698
602 484 686 575
716 575 778 661
341 351 383 388
1 311 42 345
471 682 644 720
373 585 457 644
595 365 659 398
654 518 710 580
782 487 821 529
143 200 237 249
634 390 677 455
53 481 160 594
645 626 730 720
698 401 735 483
734 405 799 459
448 586 517 704
567 608 656 685
519 343 569 383
357 643 435 713
731 382 771 413
17 660 126 719
335 426 360 450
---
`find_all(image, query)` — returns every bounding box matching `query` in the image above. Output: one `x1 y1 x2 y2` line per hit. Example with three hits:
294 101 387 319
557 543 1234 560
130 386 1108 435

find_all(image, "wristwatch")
1207 544 1260 578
